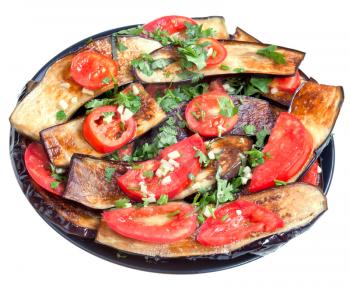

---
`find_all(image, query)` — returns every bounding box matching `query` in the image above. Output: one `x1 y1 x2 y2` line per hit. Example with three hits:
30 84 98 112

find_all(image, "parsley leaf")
151 58 174 70
101 77 111 84
116 91 141 113
218 96 238 118
255 127 270 149
244 148 266 167
184 22 216 40
194 147 210 167
105 167 116 182
215 166 238 204
219 64 230 71
274 179 287 186
56 110 67 121
157 194 168 205
257 45 286 64
115 198 130 208
247 77 272 96
116 42 128 52
143 170 154 178
131 53 154 76
242 124 256 136
233 67 245 73
116 26 144 36
50 181 60 189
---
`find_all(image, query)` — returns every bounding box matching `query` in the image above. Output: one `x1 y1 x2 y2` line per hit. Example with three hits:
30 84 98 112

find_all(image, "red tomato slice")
300 161 320 186
249 112 313 193
117 134 205 201
198 38 227 67
82 105 136 154
70 51 118 90
143 15 197 34
270 71 301 94
24 143 64 196
197 200 284 246
185 92 238 137
103 202 197 243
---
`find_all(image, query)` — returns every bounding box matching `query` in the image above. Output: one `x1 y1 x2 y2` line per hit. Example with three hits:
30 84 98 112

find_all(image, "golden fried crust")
291 81 344 150
96 183 326 257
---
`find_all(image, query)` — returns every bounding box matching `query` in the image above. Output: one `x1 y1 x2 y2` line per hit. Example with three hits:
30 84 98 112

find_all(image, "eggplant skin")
174 136 252 200
290 81 344 150
64 155 129 209
134 41 305 84
95 183 327 257
9 37 115 140
40 83 166 167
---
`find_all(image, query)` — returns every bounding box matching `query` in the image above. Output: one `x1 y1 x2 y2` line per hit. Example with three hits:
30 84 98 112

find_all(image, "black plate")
9 25 335 274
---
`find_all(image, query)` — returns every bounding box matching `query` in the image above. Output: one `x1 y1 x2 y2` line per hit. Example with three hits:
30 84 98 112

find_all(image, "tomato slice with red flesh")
208 80 226 93
143 15 197 34
24 143 64 196
198 38 227 67
117 134 206 201
270 71 301 94
82 105 136 154
248 112 313 193
197 200 284 246
70 50 118 90
185 91 238 137
300 161 320 186
103 202 197 243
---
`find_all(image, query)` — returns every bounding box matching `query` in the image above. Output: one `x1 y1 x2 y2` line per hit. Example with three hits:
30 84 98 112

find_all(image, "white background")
1 0 349 285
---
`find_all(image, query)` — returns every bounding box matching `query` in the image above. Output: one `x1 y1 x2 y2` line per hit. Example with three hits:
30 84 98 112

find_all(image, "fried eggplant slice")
96 183 326 257
40 83 166 167
233 26 308 106
194 16 229 39
134 41 305 83
290 81 344 150
63 155 129 209
174 136 252 200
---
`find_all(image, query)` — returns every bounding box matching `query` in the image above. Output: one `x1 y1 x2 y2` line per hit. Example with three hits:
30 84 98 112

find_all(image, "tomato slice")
24 143 64 196
208 79 226 93
143 15 197 34
185 92 238 137
249 112 313 193
197 200 284 246
103 202 197 243
270 71 301 94
117 134 205 201
300 161 320 186
82 105 136 153
198 38 227 67
70 51 118 90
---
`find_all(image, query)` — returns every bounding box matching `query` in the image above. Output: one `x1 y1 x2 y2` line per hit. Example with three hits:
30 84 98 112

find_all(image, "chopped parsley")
233 67 245 73
50 181 60 189
255 127 270 149
188 173 195 180
242 124 256 136
56 110 67 121
143 170 154 178
115 198 131 208
131 54 173 76
218 96 238 118
116 42 128 52
257 45 286 64
221 214 229 222
274 179 287 186
101 77 111 85
116 26 144 36
105 167 116 182
215 166 239 205
246 77 272 96
156 194 168 205
219 64 230 71
194 147 210 167
244 148 266 167
167 209 181 218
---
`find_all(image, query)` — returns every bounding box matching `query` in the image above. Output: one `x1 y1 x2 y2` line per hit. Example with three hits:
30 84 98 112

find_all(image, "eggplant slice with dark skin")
290 81 344 150
63 155 129 209
96 183 327 257
174 136 252 200
233 27 309 106
133 41 305 84
40 83 166 167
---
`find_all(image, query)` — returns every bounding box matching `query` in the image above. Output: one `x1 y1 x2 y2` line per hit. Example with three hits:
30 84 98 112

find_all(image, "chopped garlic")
203 205 216 218
70 97 78 104
161 175 172 185
223 83 231 91
271 87 279 94
121 107 134 121
160 159 174 172
60 82 71 89
139 181 148 194
207 47 214 57
168 158 180 168
317 166 322 173
167 150 180 159
241 177 249 185
132 85 140 95
208 151 215 160
217 124 225 137
58 99 68 110
117 105 124 115
124 203 132 208
236 209 242 216
82 88 94 96
147 194 156 203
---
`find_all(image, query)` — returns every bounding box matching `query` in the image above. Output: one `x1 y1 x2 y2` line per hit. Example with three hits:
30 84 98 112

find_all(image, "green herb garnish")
56 110 67 121
257 45 286 64
143 170 154 178
156 194 168 205
105 167 116 182
50 181 60 189
218 96 238 118
274 179 287 186
115 198 130 208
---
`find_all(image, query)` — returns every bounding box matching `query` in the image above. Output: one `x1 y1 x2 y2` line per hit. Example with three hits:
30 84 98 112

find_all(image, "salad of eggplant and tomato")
10 15 343 259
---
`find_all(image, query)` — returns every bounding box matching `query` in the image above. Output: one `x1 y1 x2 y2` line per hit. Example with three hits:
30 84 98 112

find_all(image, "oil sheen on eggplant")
64 155 130 209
